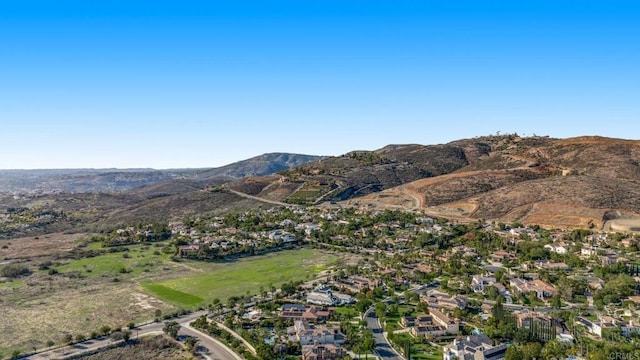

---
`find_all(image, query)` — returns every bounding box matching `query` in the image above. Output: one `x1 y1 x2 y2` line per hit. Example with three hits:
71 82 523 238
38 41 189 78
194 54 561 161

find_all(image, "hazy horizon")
2 1 639 169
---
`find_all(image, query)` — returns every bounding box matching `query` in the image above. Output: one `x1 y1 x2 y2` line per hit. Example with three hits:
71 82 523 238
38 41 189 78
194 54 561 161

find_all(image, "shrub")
1 263 32 278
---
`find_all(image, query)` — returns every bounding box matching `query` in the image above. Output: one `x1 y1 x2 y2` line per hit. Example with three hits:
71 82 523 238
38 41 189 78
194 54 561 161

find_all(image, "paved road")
364 307 404 360
25 311 243 360
181 324 242 360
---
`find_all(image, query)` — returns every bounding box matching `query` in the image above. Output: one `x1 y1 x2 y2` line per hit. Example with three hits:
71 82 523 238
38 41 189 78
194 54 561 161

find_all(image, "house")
306 286 336 306
534 260 570 271
509 227 538 239
509 279 557 300
544 243 569 255
581 246 598 257
401 316 416 328
177 245 200 257
401 315 433 328
515 312 559 333
280 304 334 322
586 233 608 245
599 251 619 266
529 279 558 299
443 334 507 360
438 295 468 310
577 317 602 337
288 320 346 345
411 325 447 338
509 278 527 293
429 308 459 335
622 320 640 338
420 294 467 310
472 275 497 293
490 250 517 263
306 286 354 306
302 344 347 360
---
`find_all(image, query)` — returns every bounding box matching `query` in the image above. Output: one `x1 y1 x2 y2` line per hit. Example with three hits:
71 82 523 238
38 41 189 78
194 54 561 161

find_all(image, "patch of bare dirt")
0 233 84 260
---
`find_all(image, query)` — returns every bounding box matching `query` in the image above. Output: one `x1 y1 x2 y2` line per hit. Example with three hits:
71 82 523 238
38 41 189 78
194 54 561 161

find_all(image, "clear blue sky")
1 0 639 169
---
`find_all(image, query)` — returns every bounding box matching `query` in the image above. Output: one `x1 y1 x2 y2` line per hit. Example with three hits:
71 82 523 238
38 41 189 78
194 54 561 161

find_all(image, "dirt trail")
226 189 296 207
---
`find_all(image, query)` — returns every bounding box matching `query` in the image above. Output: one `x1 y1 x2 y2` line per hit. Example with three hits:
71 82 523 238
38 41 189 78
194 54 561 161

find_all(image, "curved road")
364 307 404 360
25 311 243 360
181 324 243 360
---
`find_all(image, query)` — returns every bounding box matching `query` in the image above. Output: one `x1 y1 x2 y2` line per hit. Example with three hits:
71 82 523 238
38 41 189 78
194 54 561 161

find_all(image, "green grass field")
144 249 338 308
0 280 22 288
56 244 171 277
144 284 204 306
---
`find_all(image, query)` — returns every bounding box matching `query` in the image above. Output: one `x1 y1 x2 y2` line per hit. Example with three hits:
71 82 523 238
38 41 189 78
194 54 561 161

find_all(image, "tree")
46 340 55 348
99 325 111 336
506 343 542 360
192 315 209 329
361 329 376 357
542 339 570 359
163 321 180 339
551 294 562 310
256 343 276 359
505 346 523 360
514 327 531 344
122 330 131 342
403 340 412 359
356 298 373 315
375 302 387 319
184 336 198 353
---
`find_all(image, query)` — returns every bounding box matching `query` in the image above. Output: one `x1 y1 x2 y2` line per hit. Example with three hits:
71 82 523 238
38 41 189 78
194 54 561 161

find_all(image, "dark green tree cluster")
485 301 517 341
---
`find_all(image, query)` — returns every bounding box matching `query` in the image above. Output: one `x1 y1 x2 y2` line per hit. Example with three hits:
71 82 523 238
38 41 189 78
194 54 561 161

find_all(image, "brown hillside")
338 135 640 229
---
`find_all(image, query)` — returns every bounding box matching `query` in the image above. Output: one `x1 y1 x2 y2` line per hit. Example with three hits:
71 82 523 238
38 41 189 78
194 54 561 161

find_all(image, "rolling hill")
4 135 640 233
0 153 321 194
230 135 640 229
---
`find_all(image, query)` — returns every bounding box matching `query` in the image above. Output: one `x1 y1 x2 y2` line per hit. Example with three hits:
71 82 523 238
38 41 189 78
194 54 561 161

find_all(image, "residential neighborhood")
133 206 640 359
9 205 640 360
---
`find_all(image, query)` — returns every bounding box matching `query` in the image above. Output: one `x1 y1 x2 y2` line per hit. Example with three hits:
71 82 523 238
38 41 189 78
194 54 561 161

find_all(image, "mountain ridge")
228 134 640 229
0 152 322 194
3 134 640 236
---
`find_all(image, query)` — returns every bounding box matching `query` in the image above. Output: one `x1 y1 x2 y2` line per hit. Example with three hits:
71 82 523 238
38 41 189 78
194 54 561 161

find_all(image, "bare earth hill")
3 135 640 234
233 135 640 229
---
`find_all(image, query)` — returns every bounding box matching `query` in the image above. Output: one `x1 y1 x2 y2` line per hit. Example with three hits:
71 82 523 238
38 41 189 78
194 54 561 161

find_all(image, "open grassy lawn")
144 249 338 308
144 284 204 307
56 243 171 278
334 306 360 319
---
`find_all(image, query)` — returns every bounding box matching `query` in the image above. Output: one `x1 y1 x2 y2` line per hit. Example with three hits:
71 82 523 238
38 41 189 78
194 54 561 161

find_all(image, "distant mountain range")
0 153 322 194
2 135 640 237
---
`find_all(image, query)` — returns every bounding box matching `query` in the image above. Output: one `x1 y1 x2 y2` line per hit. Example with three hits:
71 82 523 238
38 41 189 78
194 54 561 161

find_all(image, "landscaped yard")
144 249 339 308
390 333 442 360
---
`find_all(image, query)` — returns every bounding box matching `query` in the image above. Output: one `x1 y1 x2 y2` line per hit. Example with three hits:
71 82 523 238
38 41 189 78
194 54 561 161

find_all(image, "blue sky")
1 1 639 169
